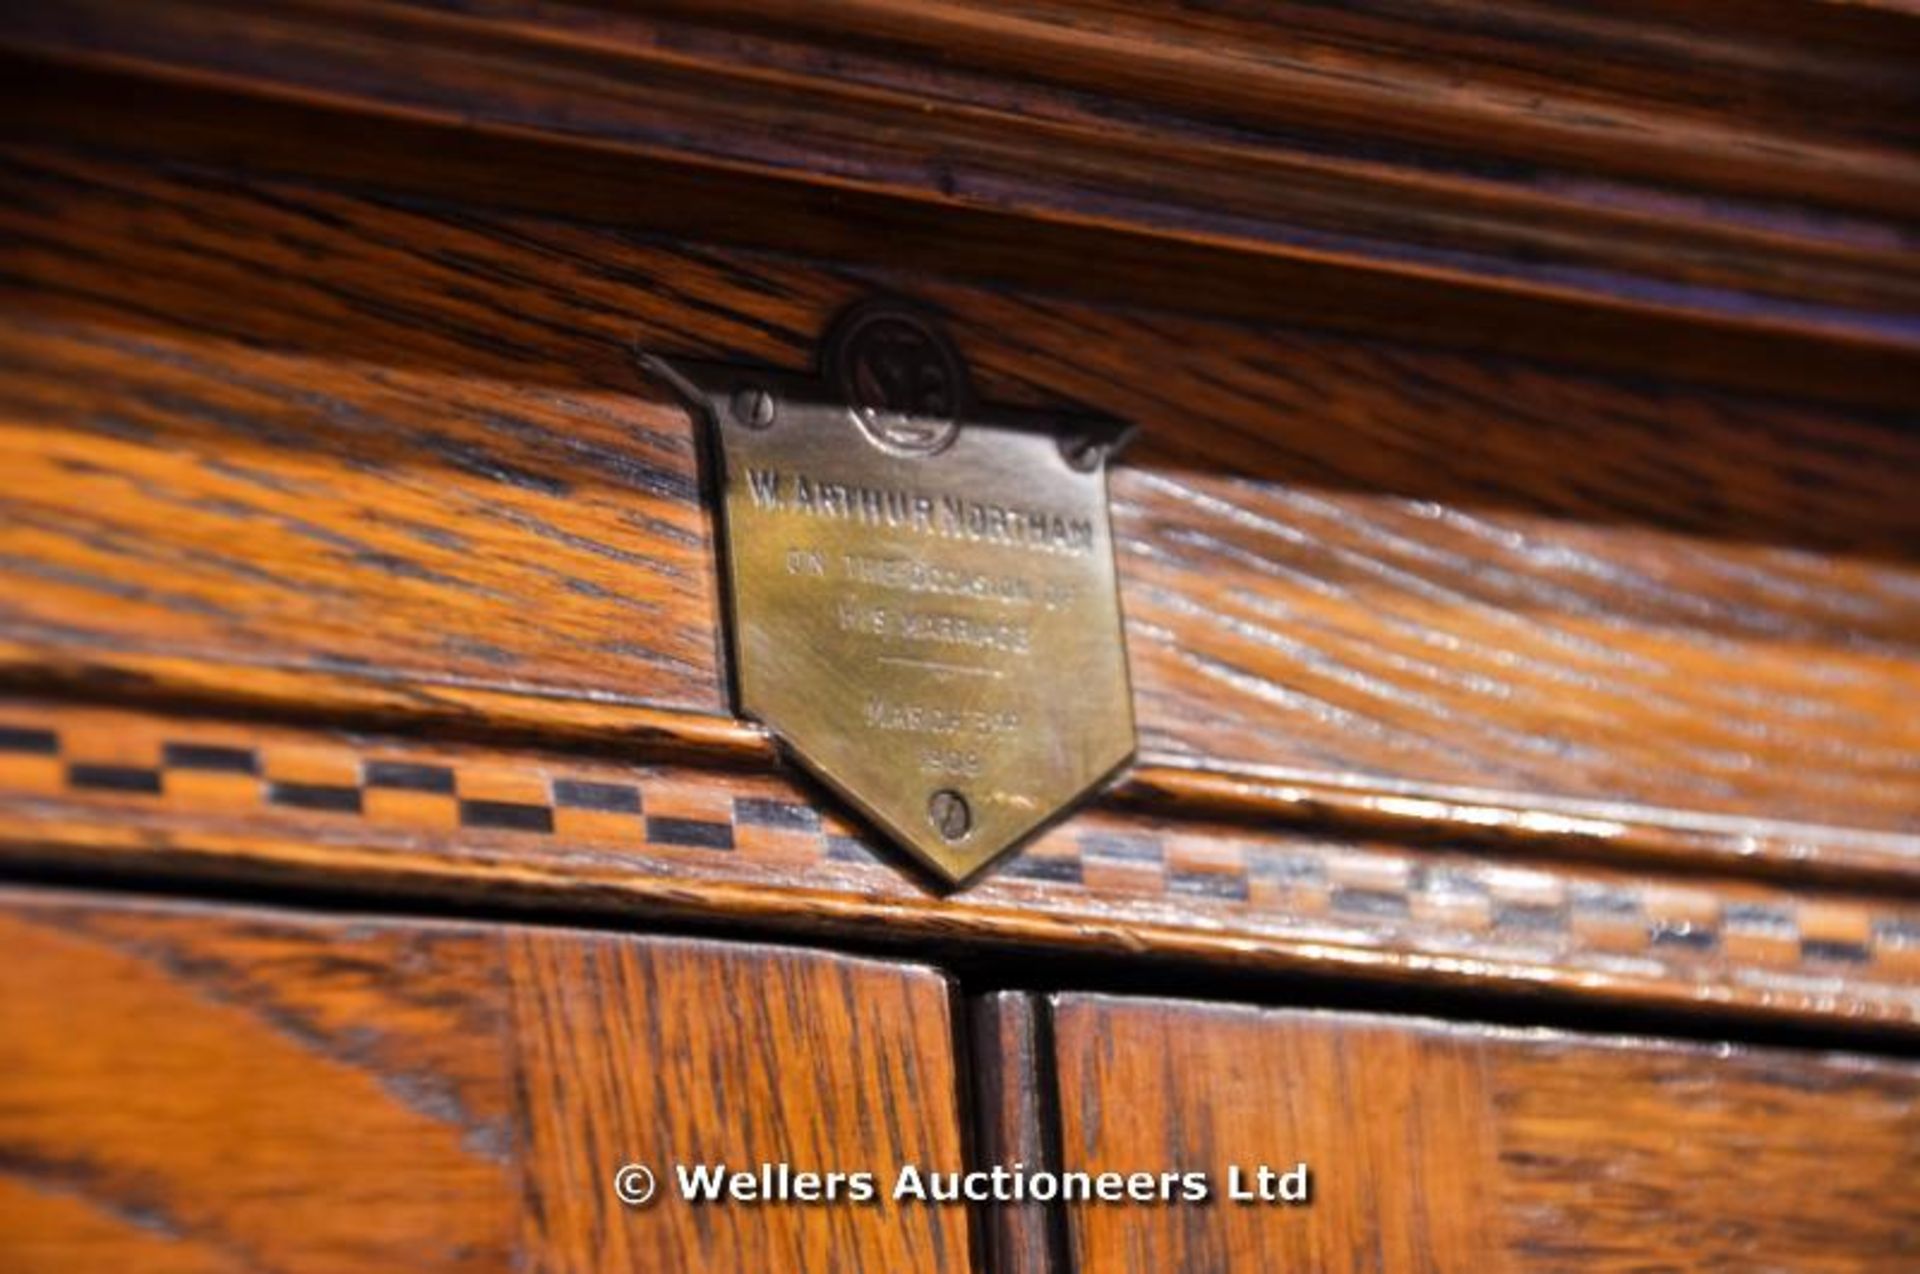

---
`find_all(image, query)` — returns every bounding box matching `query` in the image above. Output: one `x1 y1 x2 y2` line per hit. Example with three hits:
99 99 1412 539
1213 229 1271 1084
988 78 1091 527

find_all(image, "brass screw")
1060 435 1104 472
928 789 972 841
730 384 778 429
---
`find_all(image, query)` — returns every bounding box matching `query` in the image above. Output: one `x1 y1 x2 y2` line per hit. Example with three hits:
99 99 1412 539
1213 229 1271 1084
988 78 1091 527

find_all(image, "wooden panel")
3 0 1918 407
1049 997 1920 1271
0 889 972 1273
4 699 1918 1029
0 901 514 1273
3 147 1919 883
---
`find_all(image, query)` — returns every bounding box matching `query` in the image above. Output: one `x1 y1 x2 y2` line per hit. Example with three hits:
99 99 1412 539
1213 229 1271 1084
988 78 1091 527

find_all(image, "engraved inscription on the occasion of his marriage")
753 468 1077 784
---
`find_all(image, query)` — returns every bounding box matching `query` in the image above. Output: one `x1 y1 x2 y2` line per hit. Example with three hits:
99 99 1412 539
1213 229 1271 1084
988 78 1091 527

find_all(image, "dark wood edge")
2 35 1917 412
966 993 1064 1274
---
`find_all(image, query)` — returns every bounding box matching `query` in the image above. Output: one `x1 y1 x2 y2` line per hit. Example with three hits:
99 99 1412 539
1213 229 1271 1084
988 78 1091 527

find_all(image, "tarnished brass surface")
642 303 1135 884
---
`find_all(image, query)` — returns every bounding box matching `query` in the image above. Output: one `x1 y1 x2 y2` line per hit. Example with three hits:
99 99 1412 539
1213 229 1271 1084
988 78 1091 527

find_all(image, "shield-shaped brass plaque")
641 302 1135 884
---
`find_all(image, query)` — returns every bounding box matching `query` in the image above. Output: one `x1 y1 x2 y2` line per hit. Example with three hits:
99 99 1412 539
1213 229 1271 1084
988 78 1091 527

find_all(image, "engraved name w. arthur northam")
742 467 1095 555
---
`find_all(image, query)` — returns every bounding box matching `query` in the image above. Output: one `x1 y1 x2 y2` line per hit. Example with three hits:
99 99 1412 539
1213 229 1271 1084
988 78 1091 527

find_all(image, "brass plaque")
641 301 1136 884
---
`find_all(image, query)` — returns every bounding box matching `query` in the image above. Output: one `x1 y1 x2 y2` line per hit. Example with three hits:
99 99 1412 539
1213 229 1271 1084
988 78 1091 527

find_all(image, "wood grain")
5 698 1919 1030
3 0 1918 406
1048 997 1920 1271
2 147 1917 884
0 888 972 1273
0 899 514 1273
969 993 1061 1274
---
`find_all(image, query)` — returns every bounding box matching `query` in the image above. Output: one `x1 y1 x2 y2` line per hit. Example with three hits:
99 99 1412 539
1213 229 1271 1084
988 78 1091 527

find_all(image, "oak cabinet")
1 1 1917 1270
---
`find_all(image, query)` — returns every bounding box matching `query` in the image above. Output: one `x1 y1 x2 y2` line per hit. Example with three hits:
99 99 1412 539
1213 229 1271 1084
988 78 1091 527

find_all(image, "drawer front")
0 889 971 1274
1047 996 1920 1271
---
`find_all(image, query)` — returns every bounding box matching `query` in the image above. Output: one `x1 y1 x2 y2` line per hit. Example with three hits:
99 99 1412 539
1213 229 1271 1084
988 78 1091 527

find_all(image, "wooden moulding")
7 642 1918 895
3 698 1918 1031
1 0 1918 407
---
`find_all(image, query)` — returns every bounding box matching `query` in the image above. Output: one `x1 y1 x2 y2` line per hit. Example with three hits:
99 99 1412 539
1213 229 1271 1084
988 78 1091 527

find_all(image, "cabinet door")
0 889 973 1273
1049 996 1920 1272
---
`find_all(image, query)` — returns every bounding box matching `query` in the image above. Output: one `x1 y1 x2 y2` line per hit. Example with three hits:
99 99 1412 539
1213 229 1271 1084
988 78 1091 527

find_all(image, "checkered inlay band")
1 704 1915 1023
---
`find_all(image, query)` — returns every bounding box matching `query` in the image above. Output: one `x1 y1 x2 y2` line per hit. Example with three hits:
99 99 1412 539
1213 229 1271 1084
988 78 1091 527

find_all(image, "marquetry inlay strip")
1 701 1915 1027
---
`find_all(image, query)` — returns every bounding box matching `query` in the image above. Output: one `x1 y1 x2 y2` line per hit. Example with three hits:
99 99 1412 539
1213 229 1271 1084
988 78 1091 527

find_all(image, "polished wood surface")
0 3 1913 1269
4 0 1917 406
3 148 1918 897
969 993 1059 1274
5 698 1916 1029
0 889 972 1273
1049 996 1920 1271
